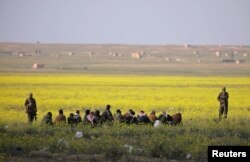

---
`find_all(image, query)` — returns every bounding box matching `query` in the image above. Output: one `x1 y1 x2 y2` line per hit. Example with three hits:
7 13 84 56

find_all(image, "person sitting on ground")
158 111 174 125
83 109 90 124
148 110 157 123
55 109 66 124
130 110 138 124
114 109 126 123
124 109 132 119
137 110 150 124
74 110 82 124
101 105 114 122
93 110 101 126
125 109 138 125
87 111 95 126
114 109 122 121
41 112 53 125
67 113 77 126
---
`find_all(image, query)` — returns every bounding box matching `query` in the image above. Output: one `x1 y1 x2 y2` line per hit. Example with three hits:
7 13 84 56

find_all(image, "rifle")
34 112 38 121
34 112 37 121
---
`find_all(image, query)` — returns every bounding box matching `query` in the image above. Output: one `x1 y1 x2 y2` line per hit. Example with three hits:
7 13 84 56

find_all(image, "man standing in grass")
24 93 37 123
217 87 229 121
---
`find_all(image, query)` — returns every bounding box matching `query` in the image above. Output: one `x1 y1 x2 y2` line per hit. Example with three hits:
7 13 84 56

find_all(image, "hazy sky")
0 0 250 45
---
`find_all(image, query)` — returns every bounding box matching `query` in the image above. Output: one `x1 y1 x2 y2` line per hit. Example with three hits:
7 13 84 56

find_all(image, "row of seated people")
115 109 175 125
41 105 178 126
41 105 114 126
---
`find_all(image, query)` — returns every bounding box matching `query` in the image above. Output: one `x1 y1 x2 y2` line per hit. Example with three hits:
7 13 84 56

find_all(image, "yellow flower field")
0 74 249 123
0 73 249 160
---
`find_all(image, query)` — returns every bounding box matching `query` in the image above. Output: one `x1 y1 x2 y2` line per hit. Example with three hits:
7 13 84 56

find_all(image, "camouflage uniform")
24 95 37 123
217 89 229 120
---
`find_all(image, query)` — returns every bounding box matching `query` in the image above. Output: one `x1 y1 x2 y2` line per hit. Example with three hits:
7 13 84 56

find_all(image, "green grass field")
0 73 249 161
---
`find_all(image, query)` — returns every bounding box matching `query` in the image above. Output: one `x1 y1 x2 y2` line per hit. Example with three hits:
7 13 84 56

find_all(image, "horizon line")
0 41 249 47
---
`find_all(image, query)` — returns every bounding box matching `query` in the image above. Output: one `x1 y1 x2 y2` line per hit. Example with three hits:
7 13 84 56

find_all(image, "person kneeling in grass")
41 112 53 125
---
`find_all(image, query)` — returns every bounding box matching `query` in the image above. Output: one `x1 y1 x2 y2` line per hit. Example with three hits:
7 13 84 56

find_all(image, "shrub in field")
105 145 125 161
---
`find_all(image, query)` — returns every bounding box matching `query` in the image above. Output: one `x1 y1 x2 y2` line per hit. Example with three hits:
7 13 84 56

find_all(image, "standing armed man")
24 93 37 123
217 87 229 121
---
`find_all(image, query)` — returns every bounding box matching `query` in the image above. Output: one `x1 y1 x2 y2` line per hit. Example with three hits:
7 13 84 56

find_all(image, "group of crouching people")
41 104 182 127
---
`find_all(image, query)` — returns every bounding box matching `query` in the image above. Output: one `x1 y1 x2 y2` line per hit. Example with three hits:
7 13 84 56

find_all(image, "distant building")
165 57 171 61
175 58 181 62
131 51 144 59
88 52 93 57
215 51 221 57
32 63 45 69
19 53 24 57
235 60 244 64
222 59 235 63
243 53 248 57
68 52 74 56
193 50 198 55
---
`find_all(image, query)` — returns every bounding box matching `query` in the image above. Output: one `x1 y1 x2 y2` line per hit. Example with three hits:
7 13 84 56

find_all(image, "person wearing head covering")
24 93 37 123
217 87 229 120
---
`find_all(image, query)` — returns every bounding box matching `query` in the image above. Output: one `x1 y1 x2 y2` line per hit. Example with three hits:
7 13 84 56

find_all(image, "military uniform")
24 96 37 123
217 91 229 120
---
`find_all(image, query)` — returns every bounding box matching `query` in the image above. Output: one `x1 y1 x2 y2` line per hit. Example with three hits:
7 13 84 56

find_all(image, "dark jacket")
217 92 229 105
102 110 114 122
25 97 37 113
